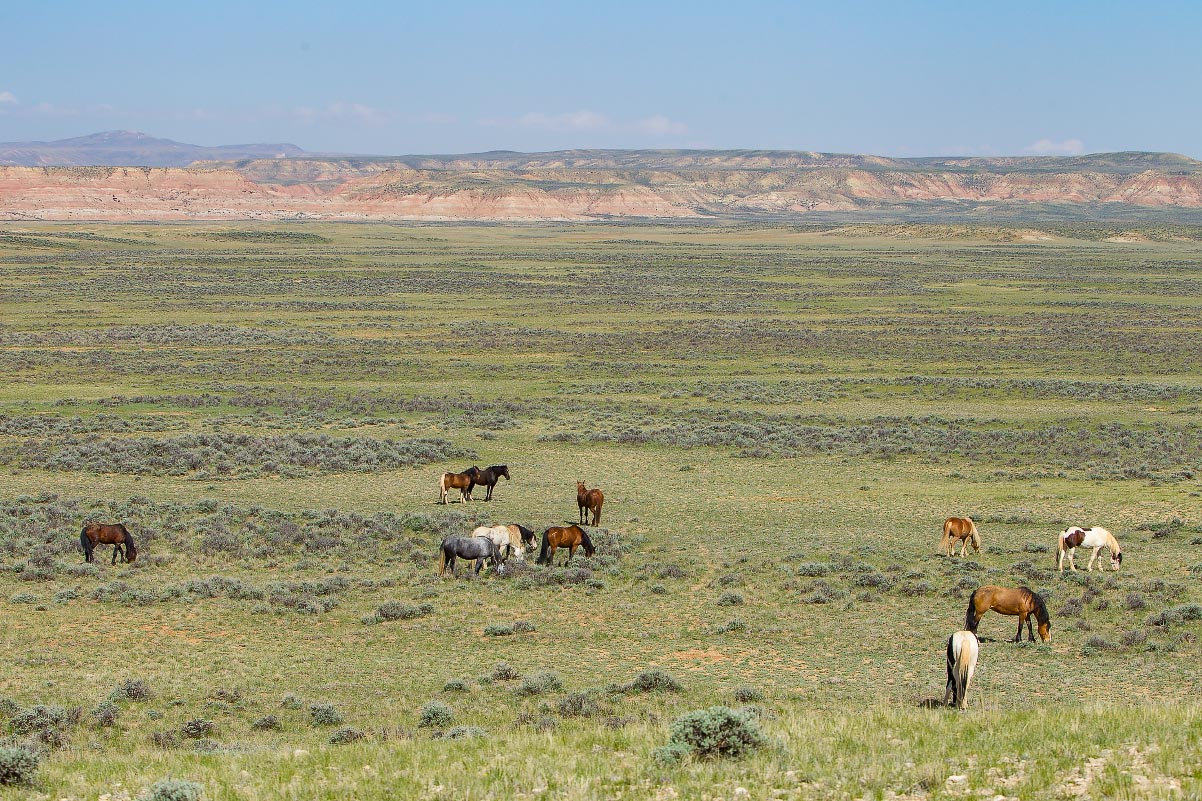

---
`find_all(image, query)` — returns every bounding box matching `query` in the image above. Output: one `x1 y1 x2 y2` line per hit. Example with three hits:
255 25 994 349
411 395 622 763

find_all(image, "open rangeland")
1 222 1200 799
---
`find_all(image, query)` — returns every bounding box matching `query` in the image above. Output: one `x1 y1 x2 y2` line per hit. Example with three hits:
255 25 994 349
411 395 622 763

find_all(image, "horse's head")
1110 551 1123 570
498 466 510 481
576 481 586 492
1037 621 1051 642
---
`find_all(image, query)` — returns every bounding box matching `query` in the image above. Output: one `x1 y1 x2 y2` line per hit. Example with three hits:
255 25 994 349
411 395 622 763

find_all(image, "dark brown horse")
81 522 137 565
536 524 595 566
576 481 604 526
439 466 480 504
472 465 510 501
965 585 1050 643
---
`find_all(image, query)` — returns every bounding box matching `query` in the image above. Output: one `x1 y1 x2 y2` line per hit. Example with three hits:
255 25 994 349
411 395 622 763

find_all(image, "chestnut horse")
81 522 137 565
576 482 604 526
536 524 595 566
940 516 981 557
965 585 1050 643
944 630 979 710
438 467 480 504
1057 526 1122 573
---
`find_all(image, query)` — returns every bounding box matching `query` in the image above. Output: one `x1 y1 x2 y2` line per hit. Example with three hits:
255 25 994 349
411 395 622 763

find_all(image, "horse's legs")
1014 613 1025 643
111 544 123 565
1088 546 1101 571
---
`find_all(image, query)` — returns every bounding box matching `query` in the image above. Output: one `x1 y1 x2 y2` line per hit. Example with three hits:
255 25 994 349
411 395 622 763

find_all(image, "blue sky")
2 0 1199 157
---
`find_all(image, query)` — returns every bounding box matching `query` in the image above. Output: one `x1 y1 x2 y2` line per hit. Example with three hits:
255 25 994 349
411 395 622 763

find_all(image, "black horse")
471 465 510 501
438 536 504 577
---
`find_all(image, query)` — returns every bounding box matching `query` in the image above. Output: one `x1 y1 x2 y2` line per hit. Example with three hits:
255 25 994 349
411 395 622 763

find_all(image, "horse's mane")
1024 586 1050 626
579 528 595 556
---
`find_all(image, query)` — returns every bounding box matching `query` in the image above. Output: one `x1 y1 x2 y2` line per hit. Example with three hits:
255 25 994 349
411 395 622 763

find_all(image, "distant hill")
0 130 305 167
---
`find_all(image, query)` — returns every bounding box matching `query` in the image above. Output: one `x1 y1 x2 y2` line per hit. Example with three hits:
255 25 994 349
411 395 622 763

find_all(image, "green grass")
1 221 1200 799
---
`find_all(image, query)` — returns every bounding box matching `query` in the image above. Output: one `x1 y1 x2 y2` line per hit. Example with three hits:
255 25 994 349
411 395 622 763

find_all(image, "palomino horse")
438 536 503 577
965 585 1050 643
1057 526 1123 573
940 516 981 557
80 522 138 565
472 524 521 563
944 630 979 710
536 524 595 566
576 482 604 526
505 523 536 551
471 465 510 501
438 467 480 504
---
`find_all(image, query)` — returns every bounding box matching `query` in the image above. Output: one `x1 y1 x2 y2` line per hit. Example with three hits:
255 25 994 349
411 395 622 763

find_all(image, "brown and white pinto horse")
81 522 138 565
965 585 1050 643
536 524 595 566
940 516 981 557
1057 526 1122 573
576 482 604 526
438 467 480 504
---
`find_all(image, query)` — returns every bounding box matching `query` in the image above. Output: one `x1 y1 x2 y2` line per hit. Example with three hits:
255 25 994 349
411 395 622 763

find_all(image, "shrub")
715 618 746 633
444 726 486 739
1148 604 1202 627
9 704 76 747
515 671 563 697
1121 629 1148 649
112 678 153 702
652 742 689 766
9 593 38 604
180 719 215 739
484 623 515 637
668 706 766 759
329 727 366 744
92 700 120 728
376 601 433 621
732 686 764 703
715 592 745 607
631 668 682 693
557 691 601 718
251 715 282 731
280 694 304 710
650 584 668 595
490 662 520 681
442 679 470 693
1125 592 1148 610
143 778 203 801
419 700 454 728
0 746 38 786
150 730 182 749
309 704 343 727
513 620 536 633
796 562 834 577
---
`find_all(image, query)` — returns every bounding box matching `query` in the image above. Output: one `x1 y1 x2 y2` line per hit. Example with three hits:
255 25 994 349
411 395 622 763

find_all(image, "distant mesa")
2 131 1202 222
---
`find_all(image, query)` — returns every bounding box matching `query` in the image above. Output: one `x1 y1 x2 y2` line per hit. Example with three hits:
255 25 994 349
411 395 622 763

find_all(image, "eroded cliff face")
4 155 1202 221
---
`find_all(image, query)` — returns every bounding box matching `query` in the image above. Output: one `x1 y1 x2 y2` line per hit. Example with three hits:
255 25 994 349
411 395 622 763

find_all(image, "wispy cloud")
1025 137 1085 156
485 109 689 139
0 91 16 105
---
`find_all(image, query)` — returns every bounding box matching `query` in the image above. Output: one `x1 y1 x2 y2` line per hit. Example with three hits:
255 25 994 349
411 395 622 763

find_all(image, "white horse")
943 630 979 710
1057 526 1123 573
471 524 527 566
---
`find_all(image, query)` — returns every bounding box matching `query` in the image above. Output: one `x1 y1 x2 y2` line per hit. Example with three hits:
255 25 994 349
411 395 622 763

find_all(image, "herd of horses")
939 517 1125 709
73 475 1129 713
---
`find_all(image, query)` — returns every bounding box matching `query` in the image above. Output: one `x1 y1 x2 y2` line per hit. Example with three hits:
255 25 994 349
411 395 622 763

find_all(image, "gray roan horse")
438 536 504 577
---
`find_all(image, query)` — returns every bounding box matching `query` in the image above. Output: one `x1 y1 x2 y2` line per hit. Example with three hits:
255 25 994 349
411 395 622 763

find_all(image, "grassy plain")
0 222 1200 799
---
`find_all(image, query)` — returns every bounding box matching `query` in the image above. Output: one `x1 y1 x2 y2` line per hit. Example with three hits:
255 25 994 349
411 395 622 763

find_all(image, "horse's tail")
953 632 977 709
122 527 137 563
592 495 602 526
80 526 93 563
969 520 981 553
939 520 952 554
580 529 595 557
964 588 980 632
537 529 551 565
438 473 448 502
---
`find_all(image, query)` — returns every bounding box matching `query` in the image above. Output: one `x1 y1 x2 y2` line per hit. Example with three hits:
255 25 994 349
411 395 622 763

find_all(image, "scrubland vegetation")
1 222 1200 799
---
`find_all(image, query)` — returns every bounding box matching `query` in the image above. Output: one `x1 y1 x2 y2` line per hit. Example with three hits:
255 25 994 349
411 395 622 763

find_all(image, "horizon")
2 1 1201 160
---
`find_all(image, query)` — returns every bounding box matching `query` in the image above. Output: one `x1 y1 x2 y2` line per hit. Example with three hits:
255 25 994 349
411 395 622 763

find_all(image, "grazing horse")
576 482 604 526
944 630 979 710
438 536 503 577
940 517 981 557
471 465 510 501
438 467 480 504
1057 526 1123 573
80 522 138 565
965 585 1051 643
472 524 521 563
505 523 536 552
536 524 595 566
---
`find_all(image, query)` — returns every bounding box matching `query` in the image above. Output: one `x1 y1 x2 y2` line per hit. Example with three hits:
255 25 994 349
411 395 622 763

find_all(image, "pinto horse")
438 467 480 504
965 585 1050 643
576 482 604 526
472 465 510 501
472 524 520 563
944 630 979 710
81 522 138 565
536 524 595 566
1057 526 1122 573
940 516 981 557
